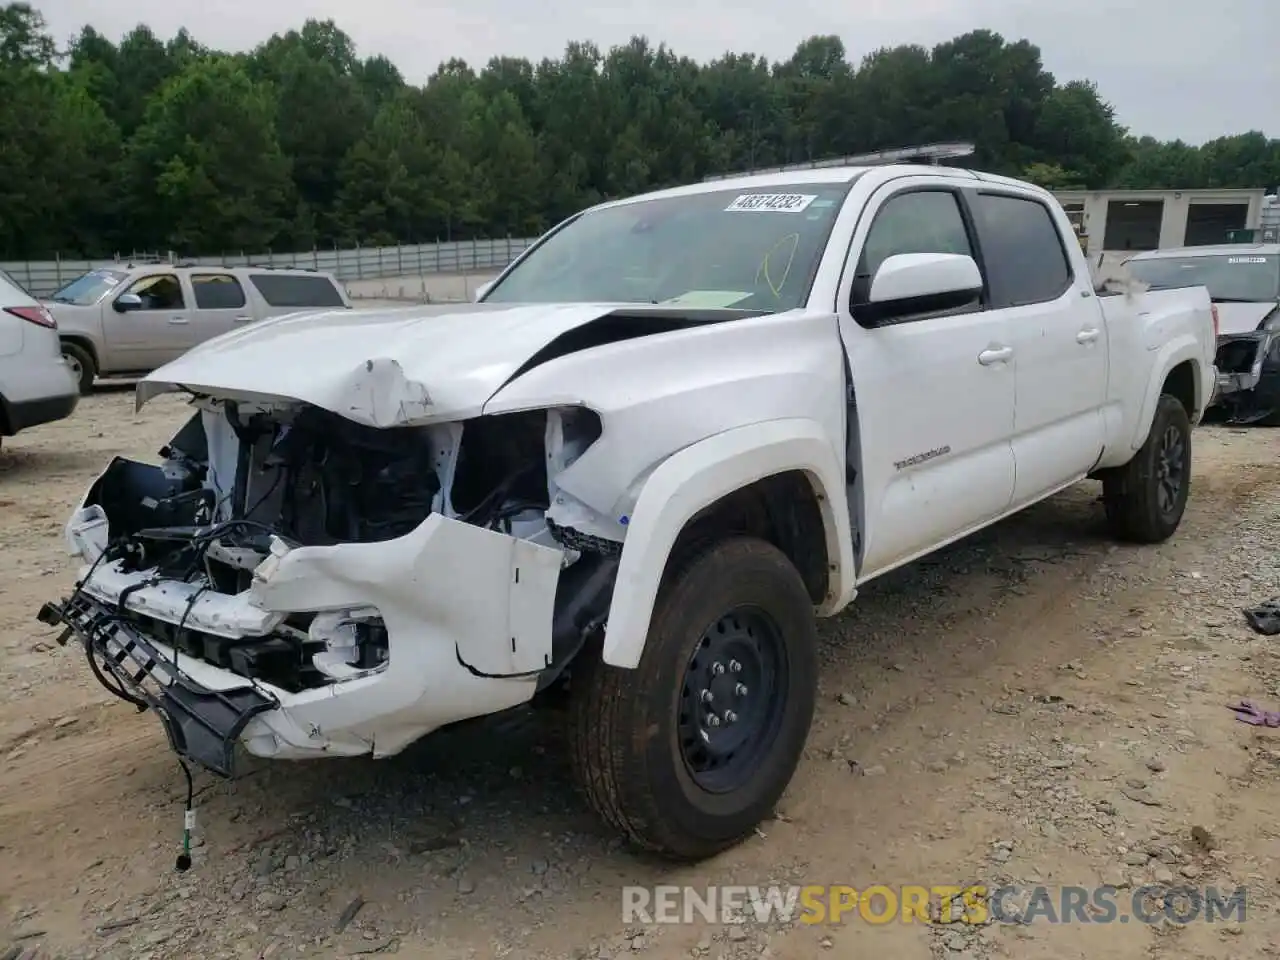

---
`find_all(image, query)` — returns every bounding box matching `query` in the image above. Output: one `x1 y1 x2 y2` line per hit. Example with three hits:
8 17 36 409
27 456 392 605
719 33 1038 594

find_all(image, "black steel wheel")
677 608 789 795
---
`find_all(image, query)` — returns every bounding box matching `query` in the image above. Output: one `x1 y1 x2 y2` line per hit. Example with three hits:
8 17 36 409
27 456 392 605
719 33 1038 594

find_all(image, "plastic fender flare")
1130 335 1205 451
600 418 855 670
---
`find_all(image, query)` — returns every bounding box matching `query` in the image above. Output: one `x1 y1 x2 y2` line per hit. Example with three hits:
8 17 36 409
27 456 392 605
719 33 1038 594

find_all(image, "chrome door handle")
167 316 188 325
1076 328 1100 343
978 346 1013 365
233 315 251 323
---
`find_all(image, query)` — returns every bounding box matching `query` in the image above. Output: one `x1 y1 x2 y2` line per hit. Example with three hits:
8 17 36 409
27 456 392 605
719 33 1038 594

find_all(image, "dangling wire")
175 758 195 871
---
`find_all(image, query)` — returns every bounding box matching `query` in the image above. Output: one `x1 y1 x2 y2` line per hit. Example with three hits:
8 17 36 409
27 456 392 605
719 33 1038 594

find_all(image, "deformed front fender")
600 418 855 670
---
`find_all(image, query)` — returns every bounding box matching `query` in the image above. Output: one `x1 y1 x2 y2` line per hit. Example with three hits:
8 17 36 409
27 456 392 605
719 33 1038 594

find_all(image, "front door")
968 190 1107 505
107 272 195 371
835 180 1017 580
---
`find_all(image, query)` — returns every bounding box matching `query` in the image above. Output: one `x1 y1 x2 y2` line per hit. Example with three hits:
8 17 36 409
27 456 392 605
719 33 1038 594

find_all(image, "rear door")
189 272 251 344
968 189 1107 506
836 177 1017 579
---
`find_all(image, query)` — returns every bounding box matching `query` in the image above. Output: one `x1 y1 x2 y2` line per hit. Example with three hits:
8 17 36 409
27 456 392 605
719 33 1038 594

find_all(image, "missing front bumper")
37 594 277 777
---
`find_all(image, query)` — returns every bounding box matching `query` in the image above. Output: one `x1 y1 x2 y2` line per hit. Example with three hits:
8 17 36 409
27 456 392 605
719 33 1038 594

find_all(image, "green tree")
2 16 1278 259
124 56 295 252
248 26 374 241
0 1 57 68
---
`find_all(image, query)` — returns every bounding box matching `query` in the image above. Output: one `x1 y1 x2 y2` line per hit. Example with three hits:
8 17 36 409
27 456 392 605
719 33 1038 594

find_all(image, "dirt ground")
2 391 1280 960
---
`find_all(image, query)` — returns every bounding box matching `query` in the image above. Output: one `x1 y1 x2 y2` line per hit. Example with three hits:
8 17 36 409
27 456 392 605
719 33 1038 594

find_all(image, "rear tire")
1103 393 1191 543
568 536 818 861
61 341 96 395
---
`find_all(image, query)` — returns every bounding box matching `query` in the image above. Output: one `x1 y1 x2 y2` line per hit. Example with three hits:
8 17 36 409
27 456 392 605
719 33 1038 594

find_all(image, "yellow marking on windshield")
757 234 800 299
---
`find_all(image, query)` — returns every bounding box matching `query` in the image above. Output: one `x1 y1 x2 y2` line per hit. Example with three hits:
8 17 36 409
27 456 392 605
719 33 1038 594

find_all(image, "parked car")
40 163 1216 861
0 269 78 452
1125 243 1279 423
43 264 352 393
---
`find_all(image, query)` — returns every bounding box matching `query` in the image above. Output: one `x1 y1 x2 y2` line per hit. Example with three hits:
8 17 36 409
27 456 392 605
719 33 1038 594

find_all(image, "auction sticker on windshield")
725 194 817 213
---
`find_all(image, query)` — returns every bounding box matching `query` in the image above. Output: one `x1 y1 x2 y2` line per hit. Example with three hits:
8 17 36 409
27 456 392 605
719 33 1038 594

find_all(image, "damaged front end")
1210 331 1280 424
38 397 619 776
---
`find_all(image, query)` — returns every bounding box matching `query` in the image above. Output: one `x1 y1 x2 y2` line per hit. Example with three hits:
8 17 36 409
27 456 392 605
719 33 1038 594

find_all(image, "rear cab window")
969 193 1074 308
248 273 347 309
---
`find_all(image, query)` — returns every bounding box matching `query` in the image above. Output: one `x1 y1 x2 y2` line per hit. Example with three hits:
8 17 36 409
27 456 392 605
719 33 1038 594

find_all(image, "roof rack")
701 142 976 182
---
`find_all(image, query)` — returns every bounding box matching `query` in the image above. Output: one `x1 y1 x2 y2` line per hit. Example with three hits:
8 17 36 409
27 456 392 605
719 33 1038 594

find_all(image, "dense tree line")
0 2 1277 259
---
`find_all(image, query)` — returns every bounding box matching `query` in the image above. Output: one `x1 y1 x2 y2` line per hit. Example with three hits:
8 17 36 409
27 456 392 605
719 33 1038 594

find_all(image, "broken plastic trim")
39 592 276 777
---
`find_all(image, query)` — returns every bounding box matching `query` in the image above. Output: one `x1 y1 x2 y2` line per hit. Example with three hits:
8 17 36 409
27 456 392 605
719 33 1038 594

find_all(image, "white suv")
0 270 78 451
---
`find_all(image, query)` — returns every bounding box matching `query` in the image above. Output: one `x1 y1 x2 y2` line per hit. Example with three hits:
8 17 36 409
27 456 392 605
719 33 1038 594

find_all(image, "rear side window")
248 273 345 308
192 273 247 309
971 194 1073 307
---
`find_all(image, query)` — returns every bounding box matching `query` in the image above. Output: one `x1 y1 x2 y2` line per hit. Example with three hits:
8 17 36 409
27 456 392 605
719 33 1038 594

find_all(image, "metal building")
1052 188 1271 258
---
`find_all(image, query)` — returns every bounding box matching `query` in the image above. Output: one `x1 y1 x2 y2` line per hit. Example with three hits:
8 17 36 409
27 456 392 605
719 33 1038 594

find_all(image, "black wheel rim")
1155 423 1186 516
677 607 789 794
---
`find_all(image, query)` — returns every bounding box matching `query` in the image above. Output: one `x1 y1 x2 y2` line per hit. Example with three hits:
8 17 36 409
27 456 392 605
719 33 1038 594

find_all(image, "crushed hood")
136 302 628 427
1215 300 1279 337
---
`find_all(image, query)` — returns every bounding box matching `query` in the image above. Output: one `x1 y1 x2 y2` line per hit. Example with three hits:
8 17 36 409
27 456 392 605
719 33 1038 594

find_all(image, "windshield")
482 183 854 311
1126 253 1280 302
49 269 129 305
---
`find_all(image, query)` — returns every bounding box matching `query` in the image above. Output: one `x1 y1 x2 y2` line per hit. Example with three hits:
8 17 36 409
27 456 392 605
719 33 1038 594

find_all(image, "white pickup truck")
40 163 1216 862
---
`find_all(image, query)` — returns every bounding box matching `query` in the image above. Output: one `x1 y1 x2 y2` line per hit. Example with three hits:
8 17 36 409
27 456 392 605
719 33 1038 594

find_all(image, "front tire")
568 537 818 861
1103 393 1192 543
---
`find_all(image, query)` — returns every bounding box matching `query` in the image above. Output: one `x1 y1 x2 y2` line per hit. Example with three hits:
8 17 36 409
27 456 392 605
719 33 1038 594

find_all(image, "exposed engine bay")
63 398 615 696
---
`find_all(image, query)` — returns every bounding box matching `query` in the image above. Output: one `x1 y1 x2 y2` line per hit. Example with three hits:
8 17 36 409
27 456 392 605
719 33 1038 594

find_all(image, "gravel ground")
2 392 1280 960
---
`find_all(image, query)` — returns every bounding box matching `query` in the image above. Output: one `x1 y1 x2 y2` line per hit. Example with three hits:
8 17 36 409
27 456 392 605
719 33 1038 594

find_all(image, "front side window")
1126 254 1280 303
482 181 856 313
971 193 1073 308
124 274 185 310
859 190 974 281
49 269 128 306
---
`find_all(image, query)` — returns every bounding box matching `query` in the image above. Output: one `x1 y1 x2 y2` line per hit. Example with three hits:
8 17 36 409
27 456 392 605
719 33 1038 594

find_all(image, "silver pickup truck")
44 264 352 393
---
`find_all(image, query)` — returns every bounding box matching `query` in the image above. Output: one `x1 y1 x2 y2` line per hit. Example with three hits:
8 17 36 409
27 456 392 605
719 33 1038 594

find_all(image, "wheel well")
1162 360 1196 418
59 335 98 365
667 471 830 605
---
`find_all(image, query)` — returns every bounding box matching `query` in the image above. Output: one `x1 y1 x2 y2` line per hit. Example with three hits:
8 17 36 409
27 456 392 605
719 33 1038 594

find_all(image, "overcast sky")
35 0 1279 145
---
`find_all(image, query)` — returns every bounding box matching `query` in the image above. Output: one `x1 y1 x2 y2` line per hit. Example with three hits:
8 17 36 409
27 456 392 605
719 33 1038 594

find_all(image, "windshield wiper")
1211 297 1266 304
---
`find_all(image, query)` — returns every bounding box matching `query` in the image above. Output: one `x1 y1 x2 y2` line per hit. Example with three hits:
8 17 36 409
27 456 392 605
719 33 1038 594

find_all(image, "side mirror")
473 279 494 302
859 253 982 324
113 293 143 313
